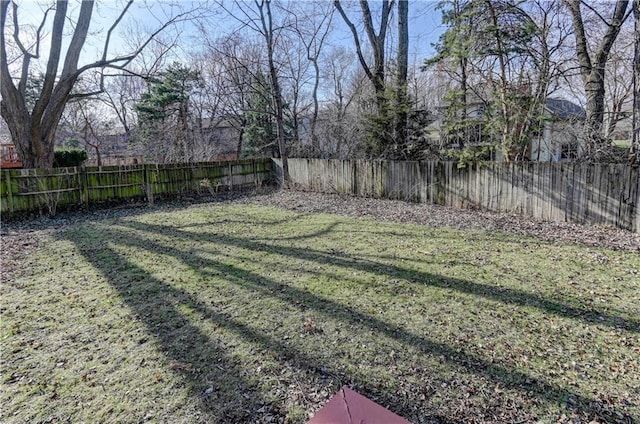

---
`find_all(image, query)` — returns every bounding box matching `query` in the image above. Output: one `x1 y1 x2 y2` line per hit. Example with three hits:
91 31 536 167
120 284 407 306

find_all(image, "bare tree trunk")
258 0 289 184
568 0 630 159
460 61 468 145
177 99 188 162
310 58 321 156
82 109 102 167
1 0 188 168
0 0 80 168
299 5 333 158
334 0 393 155
236 125 245 159
485 0 514 161
395 0 409 159
633 0 640 164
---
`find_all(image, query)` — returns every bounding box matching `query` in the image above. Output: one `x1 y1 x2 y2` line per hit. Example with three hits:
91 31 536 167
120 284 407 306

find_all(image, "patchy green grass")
2 203 639 423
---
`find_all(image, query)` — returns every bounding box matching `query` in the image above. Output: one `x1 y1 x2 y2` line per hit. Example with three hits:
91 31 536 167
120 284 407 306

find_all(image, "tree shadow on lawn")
126 220 640 335
64 240 273 422
59 221 639 422
173 211 316 230
64 230 442 422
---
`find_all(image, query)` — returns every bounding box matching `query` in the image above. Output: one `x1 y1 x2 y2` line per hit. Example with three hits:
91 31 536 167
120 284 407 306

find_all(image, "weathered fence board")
281 158 639 232
0 159 273 216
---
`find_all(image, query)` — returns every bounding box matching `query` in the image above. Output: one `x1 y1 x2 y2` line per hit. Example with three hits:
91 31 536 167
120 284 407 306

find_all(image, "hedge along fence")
0 159 273 216
277 158 640 233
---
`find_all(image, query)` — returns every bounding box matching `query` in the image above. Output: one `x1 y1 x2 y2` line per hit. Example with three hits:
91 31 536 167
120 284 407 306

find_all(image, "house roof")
196 116 240 129
435 96 587 121
545 98 586 120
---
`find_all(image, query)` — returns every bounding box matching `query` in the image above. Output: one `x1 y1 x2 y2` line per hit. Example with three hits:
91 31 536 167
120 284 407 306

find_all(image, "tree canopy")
0 0 636 167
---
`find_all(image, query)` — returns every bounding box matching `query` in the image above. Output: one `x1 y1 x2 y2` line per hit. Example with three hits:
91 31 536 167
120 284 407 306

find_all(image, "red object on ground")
308 386 411 424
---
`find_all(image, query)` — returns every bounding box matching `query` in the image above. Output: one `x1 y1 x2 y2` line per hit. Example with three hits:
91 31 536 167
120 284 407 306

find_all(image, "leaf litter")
1 188 638 423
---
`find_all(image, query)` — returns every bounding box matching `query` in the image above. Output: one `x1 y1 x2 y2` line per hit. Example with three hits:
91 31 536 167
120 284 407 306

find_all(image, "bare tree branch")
14 2 53 96
60 0 94 79
333 1 373 82
100 0 134 63
1 0 196 168
32 0 67 122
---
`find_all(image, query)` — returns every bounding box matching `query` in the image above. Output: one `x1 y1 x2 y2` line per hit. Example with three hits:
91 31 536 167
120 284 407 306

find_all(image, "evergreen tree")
135 62 202 162
425 0 540 162
242 73 276 158
242 72 294 158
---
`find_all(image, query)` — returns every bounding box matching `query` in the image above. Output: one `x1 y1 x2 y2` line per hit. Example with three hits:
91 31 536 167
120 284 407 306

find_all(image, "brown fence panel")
283 158 639 232
1 159 274 217
84 165 146 203
1 167 82 214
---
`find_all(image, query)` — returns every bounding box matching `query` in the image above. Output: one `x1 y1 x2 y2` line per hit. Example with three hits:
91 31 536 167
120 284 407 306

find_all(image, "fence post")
351 160 357 195
634 167 640 232
144 164 156 205
80 166 89 205
434 161 444 205
5 170 14 213
252 159 258 186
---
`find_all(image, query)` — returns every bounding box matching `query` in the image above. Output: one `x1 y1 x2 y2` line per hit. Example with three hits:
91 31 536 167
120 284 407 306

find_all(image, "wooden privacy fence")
1 159 273 215
281 158 640 232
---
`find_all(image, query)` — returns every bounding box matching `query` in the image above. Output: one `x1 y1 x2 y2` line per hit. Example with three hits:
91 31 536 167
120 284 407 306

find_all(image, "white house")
433 96 586 162
529 98 586 162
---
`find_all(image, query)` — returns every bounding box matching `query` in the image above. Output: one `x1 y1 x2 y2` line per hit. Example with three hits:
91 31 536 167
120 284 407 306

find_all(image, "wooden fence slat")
5 170 13 213
283 159 638 232
2 159 273 215
17 187 80 195
2 158 636 232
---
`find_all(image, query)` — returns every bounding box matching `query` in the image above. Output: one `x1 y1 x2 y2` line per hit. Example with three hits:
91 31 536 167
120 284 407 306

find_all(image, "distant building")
607 112 633 142
193 116 242 160
53 115 244 165
528 98 586 162
433 96 587 162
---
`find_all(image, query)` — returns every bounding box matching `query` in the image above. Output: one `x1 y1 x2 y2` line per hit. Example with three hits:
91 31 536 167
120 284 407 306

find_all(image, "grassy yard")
1 200 639 423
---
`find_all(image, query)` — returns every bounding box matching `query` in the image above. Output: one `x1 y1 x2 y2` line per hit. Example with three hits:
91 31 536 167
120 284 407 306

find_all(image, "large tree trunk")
395 0 409 159
583 68 607 147
259 0 289 184
0 107 56 169
1 1 92 168
568 0 630 160
632 0 640 164
334 0 393 157
2 0 181 168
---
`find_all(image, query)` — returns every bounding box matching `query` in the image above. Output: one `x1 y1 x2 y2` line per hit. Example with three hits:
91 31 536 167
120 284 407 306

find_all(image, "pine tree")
425 0 539 162
243 74 277 158
135 62 202 162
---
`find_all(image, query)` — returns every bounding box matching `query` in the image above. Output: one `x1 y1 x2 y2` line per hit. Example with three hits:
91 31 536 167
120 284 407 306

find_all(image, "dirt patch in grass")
1 190 639 423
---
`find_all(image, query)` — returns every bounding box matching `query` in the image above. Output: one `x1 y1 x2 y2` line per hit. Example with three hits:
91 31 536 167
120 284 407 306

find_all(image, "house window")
531 122 544 138
470 123 483 144
560 142 578 160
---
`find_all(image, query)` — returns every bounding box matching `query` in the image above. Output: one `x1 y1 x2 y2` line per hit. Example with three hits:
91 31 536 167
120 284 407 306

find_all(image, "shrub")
53 149 87 168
